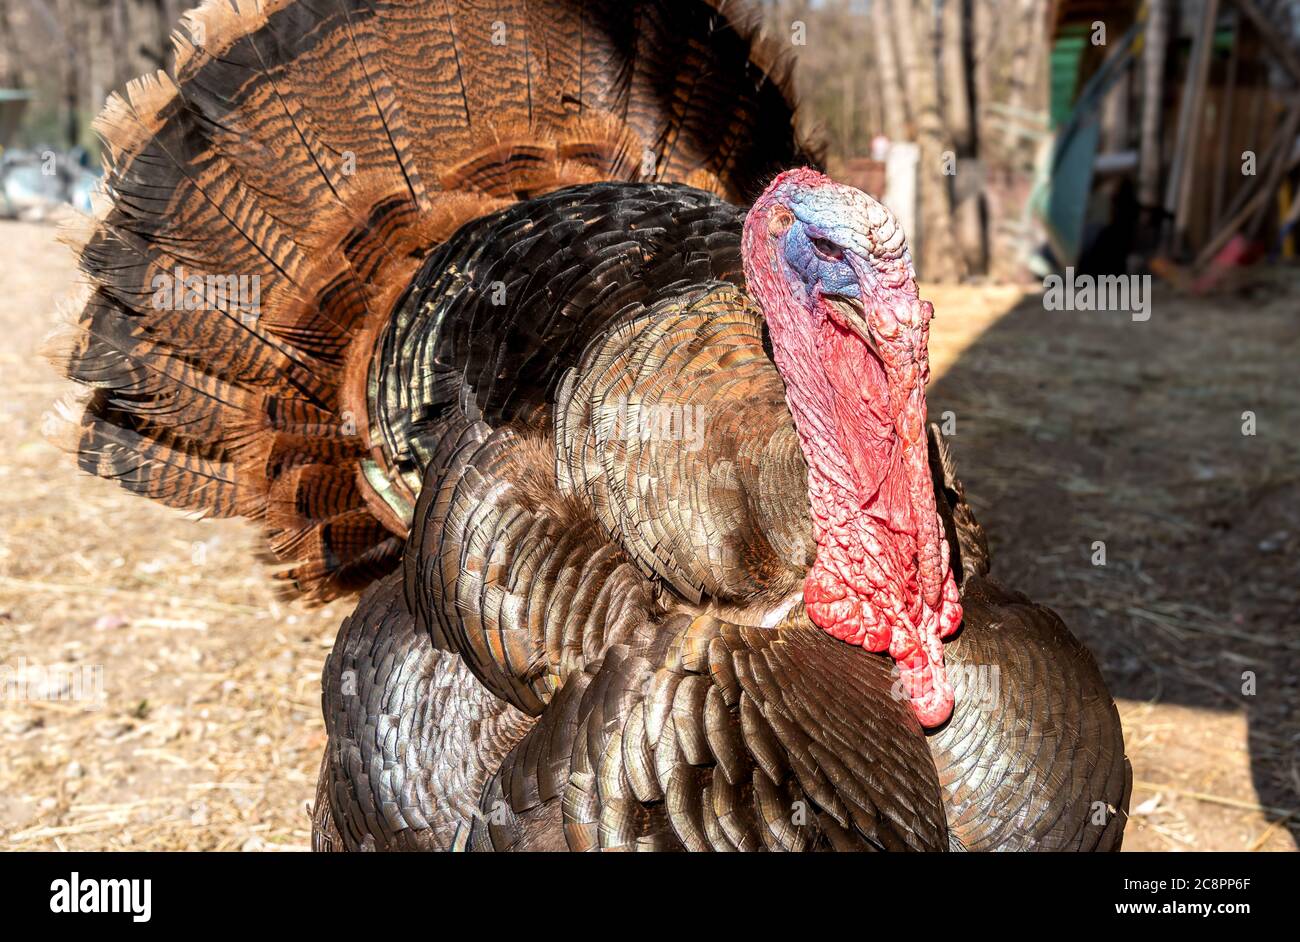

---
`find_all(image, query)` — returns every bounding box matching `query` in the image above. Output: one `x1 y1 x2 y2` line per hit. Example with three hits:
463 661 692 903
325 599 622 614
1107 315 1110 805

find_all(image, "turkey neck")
755 267 937 596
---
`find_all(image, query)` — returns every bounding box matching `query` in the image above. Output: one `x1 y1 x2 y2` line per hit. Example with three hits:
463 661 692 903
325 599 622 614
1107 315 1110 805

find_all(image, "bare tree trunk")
941 0 971 153
1002 0 1040 116
941 0 986 274
971 0 998 127
977 0 1050 279
154 0 185 71
106 0 131 92
0 0 23 86
840 69 854 157
899 0 963 281
60 0 81 148
872 0 908 140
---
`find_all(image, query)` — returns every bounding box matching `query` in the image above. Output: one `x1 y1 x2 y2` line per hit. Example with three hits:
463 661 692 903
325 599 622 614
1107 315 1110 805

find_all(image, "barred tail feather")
55 0 818 600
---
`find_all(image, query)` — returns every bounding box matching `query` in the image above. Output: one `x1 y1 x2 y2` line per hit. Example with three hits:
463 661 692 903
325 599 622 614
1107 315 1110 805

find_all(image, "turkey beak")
824 296 882 361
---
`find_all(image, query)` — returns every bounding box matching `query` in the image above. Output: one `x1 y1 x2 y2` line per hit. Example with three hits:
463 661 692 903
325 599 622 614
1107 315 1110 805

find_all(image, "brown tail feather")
57 0 819 601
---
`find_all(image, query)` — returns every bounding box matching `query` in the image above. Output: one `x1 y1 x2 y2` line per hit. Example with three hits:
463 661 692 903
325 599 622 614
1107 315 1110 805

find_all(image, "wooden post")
1137 0 1169 213
1164 0 1221 255
1211 10 1240 228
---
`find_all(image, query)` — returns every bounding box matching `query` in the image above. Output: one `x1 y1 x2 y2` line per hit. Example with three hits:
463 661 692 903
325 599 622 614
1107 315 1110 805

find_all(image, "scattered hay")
2 223 1297 851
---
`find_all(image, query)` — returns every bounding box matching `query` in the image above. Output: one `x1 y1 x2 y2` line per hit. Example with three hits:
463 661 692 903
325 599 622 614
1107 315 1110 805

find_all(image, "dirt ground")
1 219 1296 852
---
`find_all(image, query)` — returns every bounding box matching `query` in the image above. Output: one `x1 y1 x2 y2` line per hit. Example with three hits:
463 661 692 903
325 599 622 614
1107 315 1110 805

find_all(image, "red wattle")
802 486 963 728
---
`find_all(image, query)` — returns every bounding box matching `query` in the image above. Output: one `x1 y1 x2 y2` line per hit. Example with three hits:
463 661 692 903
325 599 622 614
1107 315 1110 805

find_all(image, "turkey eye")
810 236 843 261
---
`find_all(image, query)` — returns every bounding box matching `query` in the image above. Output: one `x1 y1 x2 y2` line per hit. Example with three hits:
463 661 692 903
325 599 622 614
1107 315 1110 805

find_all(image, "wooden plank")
1194 102 1300 267
1227 0 1300 86
1211 11 1242 226
1165 0 1221 255
1137 0 1170 211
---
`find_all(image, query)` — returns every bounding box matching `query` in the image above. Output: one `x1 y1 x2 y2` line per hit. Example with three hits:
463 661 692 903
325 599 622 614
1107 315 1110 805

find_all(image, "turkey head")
742 168 963 726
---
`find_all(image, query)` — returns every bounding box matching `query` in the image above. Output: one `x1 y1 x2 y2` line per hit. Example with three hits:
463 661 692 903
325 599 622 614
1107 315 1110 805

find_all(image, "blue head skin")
780 201 866 304
744 166 926 377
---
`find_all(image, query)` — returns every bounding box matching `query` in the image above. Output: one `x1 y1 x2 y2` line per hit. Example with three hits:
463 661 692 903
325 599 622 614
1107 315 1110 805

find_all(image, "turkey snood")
742 168 963 726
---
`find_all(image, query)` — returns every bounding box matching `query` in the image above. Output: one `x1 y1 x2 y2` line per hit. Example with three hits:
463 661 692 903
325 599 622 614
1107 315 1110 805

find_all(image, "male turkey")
57 0 1129 851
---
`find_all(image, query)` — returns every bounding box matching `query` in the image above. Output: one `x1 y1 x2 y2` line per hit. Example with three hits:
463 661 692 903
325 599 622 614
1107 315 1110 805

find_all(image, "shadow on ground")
925 276 1300 849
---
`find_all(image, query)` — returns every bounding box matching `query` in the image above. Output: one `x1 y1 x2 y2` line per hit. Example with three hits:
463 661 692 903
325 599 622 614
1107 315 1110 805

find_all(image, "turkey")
56 0 1129 851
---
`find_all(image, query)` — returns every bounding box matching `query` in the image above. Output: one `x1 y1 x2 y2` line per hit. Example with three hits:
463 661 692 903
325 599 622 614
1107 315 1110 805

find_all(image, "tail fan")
54 0 819 600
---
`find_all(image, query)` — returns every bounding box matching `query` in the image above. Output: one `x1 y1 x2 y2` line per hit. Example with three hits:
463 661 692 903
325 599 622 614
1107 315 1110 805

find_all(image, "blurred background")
4 1 1299 282
0 0 1297 852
